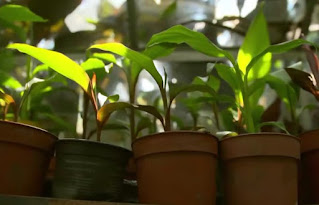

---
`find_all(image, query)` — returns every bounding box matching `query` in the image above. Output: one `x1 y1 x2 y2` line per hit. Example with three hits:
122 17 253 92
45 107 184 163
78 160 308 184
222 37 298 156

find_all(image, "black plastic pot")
52 139 131 201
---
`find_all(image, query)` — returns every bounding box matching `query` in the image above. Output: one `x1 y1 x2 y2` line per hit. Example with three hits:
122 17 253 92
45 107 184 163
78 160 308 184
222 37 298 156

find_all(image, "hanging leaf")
134 104 165 128
237 3 272 80
135 117 152 137
284 67 319 100
0 4 46 22
258 121 290 134
97 102 132 128
7 44 91 93
303 45 319 86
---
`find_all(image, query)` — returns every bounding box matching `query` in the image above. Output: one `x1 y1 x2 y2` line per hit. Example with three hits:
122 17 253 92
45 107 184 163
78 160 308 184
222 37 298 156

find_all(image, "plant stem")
96 124 102 142
129 86 136 140
82 94 89 139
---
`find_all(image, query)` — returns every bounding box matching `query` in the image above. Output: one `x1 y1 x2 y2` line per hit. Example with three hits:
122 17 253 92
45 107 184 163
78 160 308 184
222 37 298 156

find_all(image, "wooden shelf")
0 194 150 205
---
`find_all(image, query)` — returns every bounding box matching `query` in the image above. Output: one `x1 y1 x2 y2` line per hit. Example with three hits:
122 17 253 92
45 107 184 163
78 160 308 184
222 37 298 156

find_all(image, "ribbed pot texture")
133 131 218 205
52 139 131 201
220 133 300 205
0 120 57 196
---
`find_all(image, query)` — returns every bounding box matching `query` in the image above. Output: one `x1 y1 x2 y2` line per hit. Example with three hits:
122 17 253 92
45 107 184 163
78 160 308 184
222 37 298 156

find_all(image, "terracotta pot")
299 129 319 204
0 120 57 196
220 133 300 205
132 131 218 205
52 139 132 201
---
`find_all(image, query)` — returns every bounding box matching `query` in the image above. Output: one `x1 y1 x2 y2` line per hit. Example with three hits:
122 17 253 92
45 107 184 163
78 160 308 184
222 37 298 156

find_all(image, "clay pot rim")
134 130 218 143
58 138 131 153
299 129 319 137
132 131 218 159
0 120 57 140
221 132 299 142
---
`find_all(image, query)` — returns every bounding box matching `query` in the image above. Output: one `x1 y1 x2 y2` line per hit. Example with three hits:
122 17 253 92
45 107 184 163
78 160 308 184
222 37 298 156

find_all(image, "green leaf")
0 4 46 22
0 50 15 72
238 4 271 80
247 39 313 78
88 43 164 94
160 0 177 20
146 25 231 60
258 121 290 134
192 76 220 92
265 74 298 111
135 104 165 127
7 43 91 93
169 84 217 104
251 105 264 126
143 43 176 59
220 108 236 131
0 71 22 89
31 64 49 77
107 94 119 103
214 63 240 94
248 79 265 106
81 58 105 71
90 53 117 64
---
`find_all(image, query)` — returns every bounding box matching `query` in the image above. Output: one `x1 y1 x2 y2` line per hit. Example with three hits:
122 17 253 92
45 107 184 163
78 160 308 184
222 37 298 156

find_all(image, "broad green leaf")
0 71 22 89
214 63 240 94
246 39 313 79
238 4 271 80
7 43 90 92
248 79 265 107
81 58 105 71
220 108 236 131
143 43 176 59
146 25 232 61
88 43 164 93
192 76 220 92
0 5 46 22
90 53 117 64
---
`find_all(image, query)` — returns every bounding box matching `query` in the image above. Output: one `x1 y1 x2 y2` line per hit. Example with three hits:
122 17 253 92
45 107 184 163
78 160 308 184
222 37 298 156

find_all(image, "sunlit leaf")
0 71 22 89
32 64 49 77
0 5 46 22
81 58 105 71
0 90 15 105
247 39 313 78
146 25 233 62
90 53 117 64
7 43 91 93
238 3 271 80
108 94 119 103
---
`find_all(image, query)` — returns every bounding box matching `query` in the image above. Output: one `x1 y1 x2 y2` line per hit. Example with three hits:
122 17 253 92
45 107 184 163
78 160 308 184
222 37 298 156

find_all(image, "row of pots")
0 119 319 204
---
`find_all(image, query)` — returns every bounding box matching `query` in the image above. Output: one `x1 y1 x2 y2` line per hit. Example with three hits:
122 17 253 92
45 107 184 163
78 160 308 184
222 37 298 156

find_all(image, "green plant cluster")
0 3 317 142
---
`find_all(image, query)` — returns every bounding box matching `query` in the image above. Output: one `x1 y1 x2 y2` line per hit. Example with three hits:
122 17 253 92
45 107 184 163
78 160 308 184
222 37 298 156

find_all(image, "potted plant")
0 4 59 196
143 3 312 204
285 44 319 204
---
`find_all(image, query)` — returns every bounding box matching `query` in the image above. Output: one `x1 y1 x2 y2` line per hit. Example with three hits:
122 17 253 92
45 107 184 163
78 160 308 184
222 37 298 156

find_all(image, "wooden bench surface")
0 194 150 205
